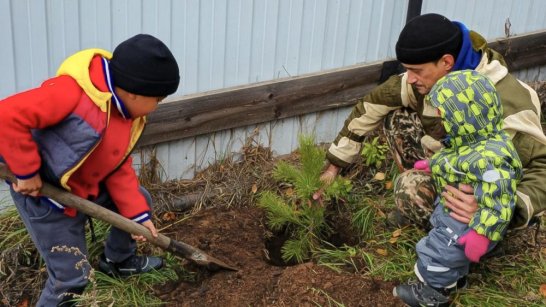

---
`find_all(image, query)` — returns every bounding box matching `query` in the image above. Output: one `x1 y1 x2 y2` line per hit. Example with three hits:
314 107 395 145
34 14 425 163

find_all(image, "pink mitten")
413 160 431 173
458 229 490 263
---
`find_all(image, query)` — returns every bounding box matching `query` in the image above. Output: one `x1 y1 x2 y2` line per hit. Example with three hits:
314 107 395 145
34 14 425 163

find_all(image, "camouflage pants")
384 108 436 229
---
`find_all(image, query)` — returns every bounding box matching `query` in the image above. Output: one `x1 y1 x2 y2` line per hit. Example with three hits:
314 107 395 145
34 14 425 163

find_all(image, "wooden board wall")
140 30 546 147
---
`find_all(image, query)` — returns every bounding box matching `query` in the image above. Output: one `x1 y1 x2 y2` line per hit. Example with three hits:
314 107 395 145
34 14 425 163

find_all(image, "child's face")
115 87 165 118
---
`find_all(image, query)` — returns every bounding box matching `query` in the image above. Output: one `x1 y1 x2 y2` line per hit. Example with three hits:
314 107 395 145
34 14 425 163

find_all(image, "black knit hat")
110 34 180 97
395 13 462 64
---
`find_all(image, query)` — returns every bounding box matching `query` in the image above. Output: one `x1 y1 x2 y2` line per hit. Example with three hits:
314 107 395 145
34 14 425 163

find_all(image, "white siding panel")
11 0 48 91
179 0 200 94
514 65 546 83
422 0 546 39
157 138 197 180
4 0 545 98
1 0 546 182
270 117 298 156
0 0 16 98
0 183 11 212
145 106 354 180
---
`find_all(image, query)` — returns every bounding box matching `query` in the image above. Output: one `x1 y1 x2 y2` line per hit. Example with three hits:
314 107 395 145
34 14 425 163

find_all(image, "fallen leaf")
541 247 546 255
539 285 546 297
392 229 402 238
373 172 385 181
385 181 393 190
251 183 258 194
285 187 294 196
162 211 176 222
540 284 546 297
389 237 398 244
376 248 388 256
17 298 29 307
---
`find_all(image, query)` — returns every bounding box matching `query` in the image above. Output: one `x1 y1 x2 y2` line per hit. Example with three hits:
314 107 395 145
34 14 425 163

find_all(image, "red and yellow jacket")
0 49 149 222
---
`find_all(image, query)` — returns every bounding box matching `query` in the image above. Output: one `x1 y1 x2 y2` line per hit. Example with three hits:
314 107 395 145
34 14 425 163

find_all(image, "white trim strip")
102 57 130 119
426 265 451 273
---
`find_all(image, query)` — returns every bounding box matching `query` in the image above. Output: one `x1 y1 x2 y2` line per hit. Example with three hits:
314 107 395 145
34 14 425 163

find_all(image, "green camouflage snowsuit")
428 70 522 241
415 70 522 288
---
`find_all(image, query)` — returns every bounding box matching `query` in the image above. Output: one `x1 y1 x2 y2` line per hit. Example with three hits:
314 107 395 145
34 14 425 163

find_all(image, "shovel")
0 163 237 271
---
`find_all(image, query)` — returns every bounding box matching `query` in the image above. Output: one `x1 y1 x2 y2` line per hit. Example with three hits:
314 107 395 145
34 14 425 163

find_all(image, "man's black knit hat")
395 13 462 64
110 34 180 97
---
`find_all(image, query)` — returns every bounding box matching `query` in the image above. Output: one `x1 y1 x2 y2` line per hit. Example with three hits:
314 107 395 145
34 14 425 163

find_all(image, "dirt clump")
155 206 402 307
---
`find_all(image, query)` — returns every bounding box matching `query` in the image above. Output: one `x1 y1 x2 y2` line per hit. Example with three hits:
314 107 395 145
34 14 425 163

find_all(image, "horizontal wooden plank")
141 62 383 146
139 30 546 147
488 30 546 71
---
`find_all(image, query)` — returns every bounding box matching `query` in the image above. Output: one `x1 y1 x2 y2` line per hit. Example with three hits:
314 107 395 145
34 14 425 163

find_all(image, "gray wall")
1 0 408 99
3 0 546 101
1 0 545 208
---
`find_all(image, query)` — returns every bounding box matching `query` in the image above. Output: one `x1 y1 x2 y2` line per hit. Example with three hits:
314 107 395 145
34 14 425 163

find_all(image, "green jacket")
428 70 522 241
327 31 546 229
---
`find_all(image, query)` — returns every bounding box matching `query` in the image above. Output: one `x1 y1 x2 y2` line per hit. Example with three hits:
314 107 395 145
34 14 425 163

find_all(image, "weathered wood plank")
140 30 546 147
141 62 382 146
489 30 546 71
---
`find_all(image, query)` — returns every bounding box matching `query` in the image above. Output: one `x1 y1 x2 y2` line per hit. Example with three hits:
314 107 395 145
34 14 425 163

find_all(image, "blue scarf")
452 22 482 71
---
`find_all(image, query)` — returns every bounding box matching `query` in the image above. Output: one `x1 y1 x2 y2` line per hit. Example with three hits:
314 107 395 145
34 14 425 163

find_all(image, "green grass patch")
0 210 187 306
77 220 187 306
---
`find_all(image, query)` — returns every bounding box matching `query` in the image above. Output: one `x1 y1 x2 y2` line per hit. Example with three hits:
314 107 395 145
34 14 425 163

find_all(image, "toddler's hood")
427 70 503 148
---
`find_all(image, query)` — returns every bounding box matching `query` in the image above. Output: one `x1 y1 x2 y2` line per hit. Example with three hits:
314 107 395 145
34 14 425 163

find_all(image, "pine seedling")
258 191 300 232
259 134 352 263
272 135 324 200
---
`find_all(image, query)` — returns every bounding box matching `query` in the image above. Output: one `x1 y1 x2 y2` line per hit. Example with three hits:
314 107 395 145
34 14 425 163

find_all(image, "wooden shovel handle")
0 163 237 270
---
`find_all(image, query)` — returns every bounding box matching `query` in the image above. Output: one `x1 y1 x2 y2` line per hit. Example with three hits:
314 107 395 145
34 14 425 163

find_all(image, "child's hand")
13 174 43 197
413 160 431 173
132 220 159 242
458 229 490 262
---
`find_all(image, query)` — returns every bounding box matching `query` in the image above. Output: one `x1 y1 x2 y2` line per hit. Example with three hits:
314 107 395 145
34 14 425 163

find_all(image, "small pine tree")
258 135 352 263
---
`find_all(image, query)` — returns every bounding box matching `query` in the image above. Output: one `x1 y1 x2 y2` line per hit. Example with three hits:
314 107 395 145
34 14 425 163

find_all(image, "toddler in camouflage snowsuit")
394 70 522 303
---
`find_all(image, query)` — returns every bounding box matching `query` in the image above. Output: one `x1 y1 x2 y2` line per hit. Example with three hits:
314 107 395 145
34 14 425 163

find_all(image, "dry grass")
142 136 281 219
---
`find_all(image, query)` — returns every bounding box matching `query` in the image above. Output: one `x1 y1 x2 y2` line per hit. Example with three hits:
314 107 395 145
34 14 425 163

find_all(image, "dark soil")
154 206 402 307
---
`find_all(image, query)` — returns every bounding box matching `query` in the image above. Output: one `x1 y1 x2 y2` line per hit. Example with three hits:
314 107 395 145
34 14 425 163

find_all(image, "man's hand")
442 184 478 224
132 220 159 242
13 174 43 197
312 164 341 200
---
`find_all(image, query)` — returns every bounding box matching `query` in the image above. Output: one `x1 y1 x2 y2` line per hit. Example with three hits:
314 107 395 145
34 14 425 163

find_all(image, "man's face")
402 55 454 94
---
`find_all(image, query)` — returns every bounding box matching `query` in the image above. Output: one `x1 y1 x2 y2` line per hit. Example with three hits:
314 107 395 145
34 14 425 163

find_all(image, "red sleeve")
0 75 82 177
104 156 151 222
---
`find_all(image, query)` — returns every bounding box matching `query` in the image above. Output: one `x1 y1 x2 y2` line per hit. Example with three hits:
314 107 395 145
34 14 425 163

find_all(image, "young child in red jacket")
0 34 179 306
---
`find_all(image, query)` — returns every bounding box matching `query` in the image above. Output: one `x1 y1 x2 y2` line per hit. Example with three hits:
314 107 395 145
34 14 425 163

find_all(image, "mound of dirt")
155 206 403 307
